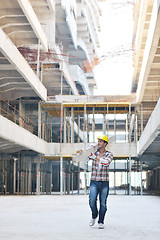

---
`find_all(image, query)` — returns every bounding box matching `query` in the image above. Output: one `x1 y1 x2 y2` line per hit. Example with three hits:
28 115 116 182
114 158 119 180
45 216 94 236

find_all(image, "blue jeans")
89 180 109 224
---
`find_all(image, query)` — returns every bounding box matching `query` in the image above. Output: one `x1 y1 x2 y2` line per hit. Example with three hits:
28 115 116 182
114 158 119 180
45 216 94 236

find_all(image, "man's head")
97 135 109 149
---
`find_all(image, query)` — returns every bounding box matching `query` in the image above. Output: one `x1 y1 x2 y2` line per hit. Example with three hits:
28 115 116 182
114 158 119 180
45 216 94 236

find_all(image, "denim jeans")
89 180 109 224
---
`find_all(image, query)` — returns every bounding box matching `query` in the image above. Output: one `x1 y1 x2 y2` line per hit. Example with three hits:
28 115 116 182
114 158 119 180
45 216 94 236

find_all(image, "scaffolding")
0 98 146 196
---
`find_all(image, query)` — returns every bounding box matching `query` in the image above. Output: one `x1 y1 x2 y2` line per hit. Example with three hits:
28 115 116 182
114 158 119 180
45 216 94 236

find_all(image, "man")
88 135 113 229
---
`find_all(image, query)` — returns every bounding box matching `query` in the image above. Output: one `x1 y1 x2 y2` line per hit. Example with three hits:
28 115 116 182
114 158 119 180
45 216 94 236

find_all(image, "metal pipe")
107 103 109 135
103 109 106 135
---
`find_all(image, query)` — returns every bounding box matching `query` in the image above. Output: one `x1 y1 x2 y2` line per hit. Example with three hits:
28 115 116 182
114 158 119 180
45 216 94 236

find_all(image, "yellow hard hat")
97 135 109 143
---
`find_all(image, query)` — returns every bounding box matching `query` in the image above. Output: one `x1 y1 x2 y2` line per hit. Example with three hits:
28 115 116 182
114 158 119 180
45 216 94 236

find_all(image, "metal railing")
0 99 38 136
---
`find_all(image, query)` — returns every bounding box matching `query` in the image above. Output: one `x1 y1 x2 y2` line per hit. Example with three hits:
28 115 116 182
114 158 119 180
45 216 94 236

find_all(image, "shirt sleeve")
99 152 113 166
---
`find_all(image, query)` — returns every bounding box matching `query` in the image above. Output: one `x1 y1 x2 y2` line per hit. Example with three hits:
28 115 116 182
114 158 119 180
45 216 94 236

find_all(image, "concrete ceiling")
0 137 27 153
0 0 49 100
0 0 77 99
1 0 160 170
133 0 160 105
132 0 160 170
140 132 160 170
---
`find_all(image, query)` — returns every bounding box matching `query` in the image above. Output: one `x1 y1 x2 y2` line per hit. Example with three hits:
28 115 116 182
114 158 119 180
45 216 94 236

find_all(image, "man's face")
98 139 106 149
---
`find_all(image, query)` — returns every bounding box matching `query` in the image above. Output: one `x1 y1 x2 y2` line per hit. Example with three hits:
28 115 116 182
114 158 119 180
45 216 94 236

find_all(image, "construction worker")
88 135 113 229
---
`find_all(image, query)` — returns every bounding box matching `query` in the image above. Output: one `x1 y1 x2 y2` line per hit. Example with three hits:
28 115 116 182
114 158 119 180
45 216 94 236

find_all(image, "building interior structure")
0 0 160 196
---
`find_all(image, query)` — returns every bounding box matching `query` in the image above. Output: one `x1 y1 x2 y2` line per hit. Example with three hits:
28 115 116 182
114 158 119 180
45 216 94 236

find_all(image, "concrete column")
0 159 3 194
103 111 106 135
71 107 74 143
114 160 116 195
67 161 70 194
67 120 71 143
107 103 109 136
38 102 42 138
63 171 66 195
64 107 67 143
137 160 141 195
78 162 80 194
125 161 127 195
87 114 89 143
41 161 45 194
23 158 26 194
128 104 132 195
49 161 52 194
13 159 16 194
50 119 53 142
135 114 138 143
60 103 63 195
158 169 160 188
140 162 143 196
78 115 81 143
128 156 132 195
2 159 5 194
41 63 43 82
20 156 24 194
114 107 116 142
45 112 49 142
36 157 40 195
37 39 40 79
60 155 63 195
60 71 63 95
42 111 46 140
19 100 23 127
28 159 32 194
126 114 128 142
83 103 87 148
4 156 7 195
155 169 158 188
92 107 95 142
25 158 28 194
141 103 143 135
83 104 87 195
71 162 74 194
17 155 20 195
146 171 150 189
129 104 131 143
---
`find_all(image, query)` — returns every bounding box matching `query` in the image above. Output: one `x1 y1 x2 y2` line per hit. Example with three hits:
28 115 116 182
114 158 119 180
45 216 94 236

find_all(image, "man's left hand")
88 152 96 160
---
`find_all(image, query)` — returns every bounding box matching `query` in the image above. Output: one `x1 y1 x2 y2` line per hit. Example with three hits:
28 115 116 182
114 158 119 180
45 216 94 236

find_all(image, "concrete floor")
0 194 160 240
